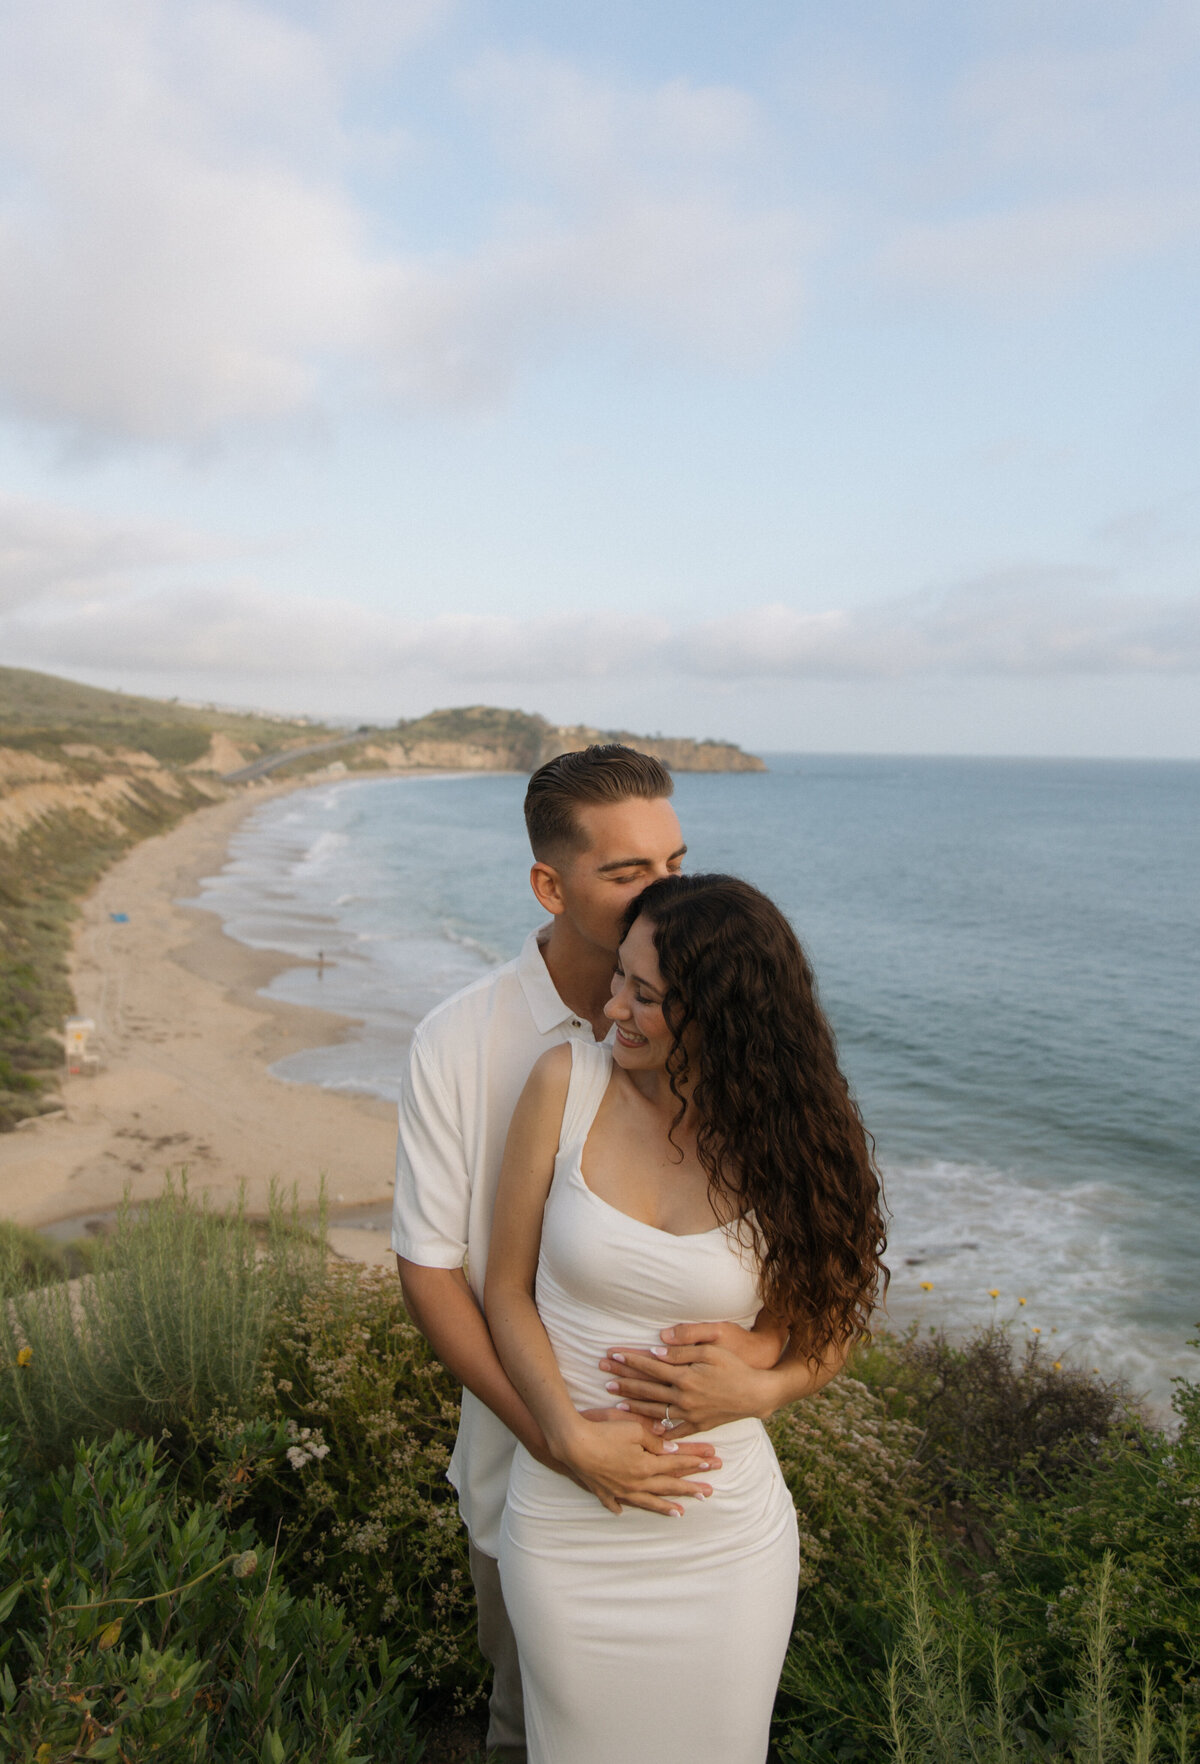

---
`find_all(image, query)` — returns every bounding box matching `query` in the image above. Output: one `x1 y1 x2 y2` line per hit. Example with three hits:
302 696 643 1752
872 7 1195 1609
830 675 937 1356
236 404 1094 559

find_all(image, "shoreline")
0 779 401 1261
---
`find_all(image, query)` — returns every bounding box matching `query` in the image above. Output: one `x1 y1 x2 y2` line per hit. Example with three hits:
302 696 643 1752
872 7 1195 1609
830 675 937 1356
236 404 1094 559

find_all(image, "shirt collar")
517 925 581 1035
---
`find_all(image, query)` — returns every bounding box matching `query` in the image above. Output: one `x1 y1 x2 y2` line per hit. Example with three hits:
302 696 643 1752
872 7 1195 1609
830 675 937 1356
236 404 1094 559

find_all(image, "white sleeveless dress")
497 1041 800 1764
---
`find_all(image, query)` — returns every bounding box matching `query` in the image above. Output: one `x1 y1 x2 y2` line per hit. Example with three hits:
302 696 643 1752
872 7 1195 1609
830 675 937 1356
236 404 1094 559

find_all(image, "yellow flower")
1053 1361 1062 1371
1017 1297 1026 1306
919 1281 934 1292
1032 1326 1041 1334
16 1346 33 1368
987 1289 1000 1299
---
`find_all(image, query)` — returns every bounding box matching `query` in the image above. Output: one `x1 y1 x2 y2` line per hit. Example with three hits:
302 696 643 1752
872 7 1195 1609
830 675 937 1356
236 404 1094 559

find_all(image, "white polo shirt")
392 925 609 1557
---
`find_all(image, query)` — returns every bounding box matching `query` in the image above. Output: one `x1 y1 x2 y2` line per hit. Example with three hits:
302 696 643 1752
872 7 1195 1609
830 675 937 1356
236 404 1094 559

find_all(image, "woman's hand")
556 1412 721 1517
599 1321 786 1435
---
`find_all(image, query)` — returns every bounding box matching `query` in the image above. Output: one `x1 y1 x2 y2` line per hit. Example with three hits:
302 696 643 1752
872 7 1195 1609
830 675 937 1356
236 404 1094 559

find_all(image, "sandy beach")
0 784 399 1263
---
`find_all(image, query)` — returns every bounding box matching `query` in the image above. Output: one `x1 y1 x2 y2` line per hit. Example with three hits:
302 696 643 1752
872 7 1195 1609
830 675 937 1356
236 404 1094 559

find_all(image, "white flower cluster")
284 1421 331 1471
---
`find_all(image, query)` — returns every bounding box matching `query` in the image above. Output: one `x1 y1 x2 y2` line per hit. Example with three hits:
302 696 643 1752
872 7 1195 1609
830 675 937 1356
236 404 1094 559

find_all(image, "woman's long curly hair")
623 874 888 1360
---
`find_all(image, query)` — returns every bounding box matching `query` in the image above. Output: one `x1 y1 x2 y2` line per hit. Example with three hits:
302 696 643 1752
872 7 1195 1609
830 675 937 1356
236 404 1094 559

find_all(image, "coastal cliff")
347 706 764 775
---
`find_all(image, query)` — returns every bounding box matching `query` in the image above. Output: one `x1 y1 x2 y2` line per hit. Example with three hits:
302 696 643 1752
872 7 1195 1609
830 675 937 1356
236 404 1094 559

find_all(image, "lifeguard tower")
64 1018 98 1076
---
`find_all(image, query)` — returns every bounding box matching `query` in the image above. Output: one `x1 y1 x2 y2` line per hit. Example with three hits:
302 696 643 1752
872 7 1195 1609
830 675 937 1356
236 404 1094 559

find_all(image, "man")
393 745 833 1761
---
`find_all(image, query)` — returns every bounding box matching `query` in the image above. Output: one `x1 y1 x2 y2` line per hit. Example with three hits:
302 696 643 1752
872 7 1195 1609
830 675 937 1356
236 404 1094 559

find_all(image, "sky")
0 0 1197 756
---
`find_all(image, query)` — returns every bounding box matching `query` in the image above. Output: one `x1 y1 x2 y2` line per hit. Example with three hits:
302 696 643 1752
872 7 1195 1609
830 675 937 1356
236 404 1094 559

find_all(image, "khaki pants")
469 1539 526 1762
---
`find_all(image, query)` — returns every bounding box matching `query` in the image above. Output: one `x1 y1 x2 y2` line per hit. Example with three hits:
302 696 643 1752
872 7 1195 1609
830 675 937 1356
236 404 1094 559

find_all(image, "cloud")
0 4 808 443
872 7 1200 301
460 51 764 195
0 495 213 613
4 512 1195 682
879 193 1198 301
0 2 382 441
2 4 1191 443
680 576 1200 676
951 21 1200 186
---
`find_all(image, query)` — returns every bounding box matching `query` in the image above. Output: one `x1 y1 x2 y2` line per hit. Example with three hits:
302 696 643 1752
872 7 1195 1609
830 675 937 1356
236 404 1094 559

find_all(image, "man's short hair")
524 744 674 862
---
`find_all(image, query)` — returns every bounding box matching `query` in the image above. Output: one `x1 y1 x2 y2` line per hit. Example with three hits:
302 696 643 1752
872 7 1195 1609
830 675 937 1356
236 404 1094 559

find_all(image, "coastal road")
221 732 369 784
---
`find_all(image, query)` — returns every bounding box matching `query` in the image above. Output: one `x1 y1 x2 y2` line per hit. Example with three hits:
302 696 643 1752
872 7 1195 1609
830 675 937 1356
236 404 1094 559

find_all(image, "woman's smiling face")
605 913 675 1070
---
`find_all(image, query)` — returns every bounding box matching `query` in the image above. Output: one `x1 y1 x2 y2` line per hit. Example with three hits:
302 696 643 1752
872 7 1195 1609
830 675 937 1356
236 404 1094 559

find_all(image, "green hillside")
0 665 332 765
0 667 341 1127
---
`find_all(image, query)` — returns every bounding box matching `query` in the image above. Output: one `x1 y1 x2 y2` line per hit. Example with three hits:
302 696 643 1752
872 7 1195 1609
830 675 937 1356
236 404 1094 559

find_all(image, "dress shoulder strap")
559 1039 613 1150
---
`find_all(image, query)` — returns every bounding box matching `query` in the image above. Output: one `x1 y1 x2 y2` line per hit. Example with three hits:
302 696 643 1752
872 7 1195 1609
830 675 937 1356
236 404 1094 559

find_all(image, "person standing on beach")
392 746 790 1762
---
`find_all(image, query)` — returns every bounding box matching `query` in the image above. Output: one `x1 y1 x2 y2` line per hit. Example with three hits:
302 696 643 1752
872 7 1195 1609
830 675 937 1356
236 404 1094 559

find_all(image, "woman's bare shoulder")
518 1042 574 1109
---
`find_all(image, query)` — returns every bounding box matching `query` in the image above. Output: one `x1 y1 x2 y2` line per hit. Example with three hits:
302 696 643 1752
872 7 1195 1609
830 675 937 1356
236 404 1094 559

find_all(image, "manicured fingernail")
698 1462 710 1470
651 1347 669 1358
605 1381 620 1393
671 1507 683 1518
696 1491 709 1500
662 1328 676 1342
611 1353 626 1363
663 1441 679 1453
615 1402 630 1411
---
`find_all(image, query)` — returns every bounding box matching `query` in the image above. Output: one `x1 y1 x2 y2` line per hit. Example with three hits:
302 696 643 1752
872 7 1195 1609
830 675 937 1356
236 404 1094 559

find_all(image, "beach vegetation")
0 1219 104 1291
0 1180 325 1460
2 1182 1197 1760
0 1428 421 1761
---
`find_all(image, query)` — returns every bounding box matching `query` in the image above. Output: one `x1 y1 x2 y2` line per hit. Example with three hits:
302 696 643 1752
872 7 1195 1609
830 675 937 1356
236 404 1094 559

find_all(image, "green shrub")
7 1180 1195 1759
768 1332 1196 1762
975 1366 1200 1720
0 1428 422 1761
0 1219 67 1292
856 1325 1138 1502
0 1188 484 1716
768 1372 925 1759
880 1536 1193 1763
208 1263 485 1711
0 1179 326 1461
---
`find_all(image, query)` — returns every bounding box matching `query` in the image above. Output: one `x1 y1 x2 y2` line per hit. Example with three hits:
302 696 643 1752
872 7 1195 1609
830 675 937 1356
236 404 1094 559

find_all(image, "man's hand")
556 1413 722 1517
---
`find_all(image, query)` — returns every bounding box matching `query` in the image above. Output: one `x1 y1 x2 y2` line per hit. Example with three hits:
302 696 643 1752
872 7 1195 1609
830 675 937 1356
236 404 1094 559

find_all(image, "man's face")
541 796 685 955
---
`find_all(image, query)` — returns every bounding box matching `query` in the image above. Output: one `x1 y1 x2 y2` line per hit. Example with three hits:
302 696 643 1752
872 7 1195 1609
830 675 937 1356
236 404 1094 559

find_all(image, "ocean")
192 756 1200 1413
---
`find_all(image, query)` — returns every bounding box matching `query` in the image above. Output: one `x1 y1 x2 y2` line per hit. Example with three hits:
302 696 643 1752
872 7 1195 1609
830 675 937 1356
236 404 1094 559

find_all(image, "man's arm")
397 1259 558 1462
393 1032 560 1464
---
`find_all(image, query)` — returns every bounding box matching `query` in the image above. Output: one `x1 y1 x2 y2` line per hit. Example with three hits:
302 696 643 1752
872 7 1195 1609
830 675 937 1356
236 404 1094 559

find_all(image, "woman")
485 875 887 1763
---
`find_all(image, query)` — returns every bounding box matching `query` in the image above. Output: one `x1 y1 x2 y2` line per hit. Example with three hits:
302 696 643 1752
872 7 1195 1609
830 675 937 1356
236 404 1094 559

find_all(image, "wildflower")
919 1281 934 1292
17 1346 33 1368
1053 1361 1062 1371
286 1445 310 1470
232 1551 258 1579
987 1289 999 1299
1017 1297 1026 1306
1032 1326 1041 1334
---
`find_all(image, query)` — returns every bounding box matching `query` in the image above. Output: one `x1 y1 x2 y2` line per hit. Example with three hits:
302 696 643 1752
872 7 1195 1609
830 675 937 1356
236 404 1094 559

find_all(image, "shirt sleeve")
391 1029 470 1268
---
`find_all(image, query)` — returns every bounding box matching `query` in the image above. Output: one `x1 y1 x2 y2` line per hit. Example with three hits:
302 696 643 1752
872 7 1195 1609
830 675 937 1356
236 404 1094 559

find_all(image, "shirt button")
571 1019 582 1028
